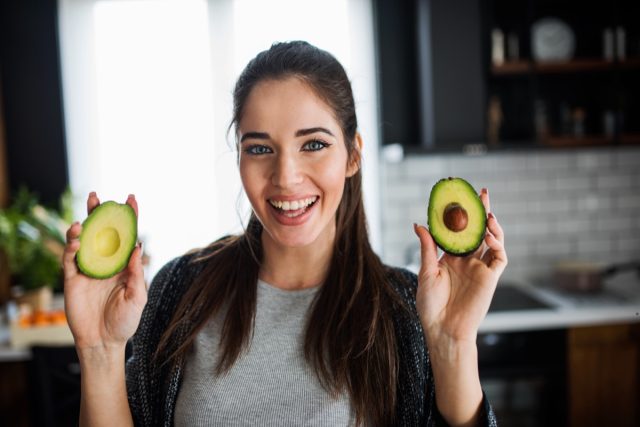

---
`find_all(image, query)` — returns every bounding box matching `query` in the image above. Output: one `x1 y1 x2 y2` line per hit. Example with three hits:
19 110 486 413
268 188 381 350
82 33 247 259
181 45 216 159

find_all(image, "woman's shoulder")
383 264 418 301
146 237 234 305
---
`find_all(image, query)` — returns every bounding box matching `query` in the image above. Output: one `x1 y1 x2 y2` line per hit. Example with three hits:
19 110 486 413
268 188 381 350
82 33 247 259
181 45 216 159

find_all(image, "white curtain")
58 0 381 278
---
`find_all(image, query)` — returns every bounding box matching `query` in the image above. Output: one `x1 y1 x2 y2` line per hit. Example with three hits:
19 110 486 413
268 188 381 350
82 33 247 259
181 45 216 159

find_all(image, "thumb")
413 223 439 279
125 243 147 304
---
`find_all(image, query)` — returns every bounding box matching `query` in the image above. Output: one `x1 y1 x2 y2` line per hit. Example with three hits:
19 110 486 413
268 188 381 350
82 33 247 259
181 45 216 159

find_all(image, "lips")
267 195 319 225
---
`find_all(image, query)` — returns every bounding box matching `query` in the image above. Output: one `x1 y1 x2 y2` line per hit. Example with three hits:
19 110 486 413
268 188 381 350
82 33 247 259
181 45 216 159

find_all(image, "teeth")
269 196 317 211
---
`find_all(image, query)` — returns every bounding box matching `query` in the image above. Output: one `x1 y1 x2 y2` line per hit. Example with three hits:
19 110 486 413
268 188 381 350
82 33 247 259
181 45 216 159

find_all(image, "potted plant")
0 187 72 310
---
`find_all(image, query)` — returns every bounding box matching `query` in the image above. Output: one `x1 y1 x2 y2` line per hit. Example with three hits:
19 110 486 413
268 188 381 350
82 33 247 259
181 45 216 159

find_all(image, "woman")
63 41 505 426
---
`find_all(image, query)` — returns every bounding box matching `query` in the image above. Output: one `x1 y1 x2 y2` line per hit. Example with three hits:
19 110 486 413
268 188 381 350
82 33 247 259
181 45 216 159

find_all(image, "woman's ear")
346 133 363 177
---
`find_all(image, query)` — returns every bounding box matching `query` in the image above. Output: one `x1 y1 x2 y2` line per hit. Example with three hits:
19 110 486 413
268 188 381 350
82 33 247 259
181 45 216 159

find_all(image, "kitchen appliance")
479 286 565 426
488 284 551 312
553 260 640 293
478 328 567 427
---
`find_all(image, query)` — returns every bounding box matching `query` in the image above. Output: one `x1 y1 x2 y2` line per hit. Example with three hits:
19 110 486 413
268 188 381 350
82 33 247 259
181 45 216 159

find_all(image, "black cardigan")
125 248 497 426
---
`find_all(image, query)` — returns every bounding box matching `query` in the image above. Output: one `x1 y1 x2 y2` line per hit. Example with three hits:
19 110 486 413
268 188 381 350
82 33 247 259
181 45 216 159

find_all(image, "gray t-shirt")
174 279 355 426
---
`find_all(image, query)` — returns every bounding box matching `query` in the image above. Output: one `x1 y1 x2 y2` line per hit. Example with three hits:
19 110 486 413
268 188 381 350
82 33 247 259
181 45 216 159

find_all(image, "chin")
265 227 322 249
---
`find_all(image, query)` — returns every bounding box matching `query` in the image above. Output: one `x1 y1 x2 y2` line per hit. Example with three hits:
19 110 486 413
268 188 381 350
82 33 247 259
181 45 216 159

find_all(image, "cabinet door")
0 81 7 208
568 323 640 427
374 0 485 150
0 80 9 303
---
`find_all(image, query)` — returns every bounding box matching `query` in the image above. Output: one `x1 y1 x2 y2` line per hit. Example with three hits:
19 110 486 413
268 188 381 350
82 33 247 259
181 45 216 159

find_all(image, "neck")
258 228 335 291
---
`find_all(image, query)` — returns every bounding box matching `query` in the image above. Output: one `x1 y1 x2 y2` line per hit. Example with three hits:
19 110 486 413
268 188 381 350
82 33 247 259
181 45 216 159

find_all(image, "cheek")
239 160 263 201
318 160 348 200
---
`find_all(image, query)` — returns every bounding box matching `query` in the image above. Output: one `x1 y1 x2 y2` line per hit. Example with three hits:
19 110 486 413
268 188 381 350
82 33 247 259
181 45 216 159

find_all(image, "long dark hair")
155 41 409 426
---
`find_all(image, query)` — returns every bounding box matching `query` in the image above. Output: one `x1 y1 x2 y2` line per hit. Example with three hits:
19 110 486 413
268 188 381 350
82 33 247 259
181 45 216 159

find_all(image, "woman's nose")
271 153 303 188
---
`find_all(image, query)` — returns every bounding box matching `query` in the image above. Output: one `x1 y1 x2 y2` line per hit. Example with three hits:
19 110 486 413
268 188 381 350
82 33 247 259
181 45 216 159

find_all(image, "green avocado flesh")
427 177 486 256
76 201 137 279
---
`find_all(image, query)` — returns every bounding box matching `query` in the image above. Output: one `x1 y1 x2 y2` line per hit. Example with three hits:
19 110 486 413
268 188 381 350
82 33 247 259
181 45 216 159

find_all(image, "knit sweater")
125 248 498 426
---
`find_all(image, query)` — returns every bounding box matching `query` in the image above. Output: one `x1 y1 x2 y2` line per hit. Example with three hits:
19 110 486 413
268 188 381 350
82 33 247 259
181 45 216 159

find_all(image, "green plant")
0 187 72 290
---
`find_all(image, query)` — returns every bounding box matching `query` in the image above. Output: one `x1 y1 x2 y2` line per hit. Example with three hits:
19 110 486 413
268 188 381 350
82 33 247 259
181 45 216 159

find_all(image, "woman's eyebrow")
240 131 270 143
240 127 334 143
295 127 334 137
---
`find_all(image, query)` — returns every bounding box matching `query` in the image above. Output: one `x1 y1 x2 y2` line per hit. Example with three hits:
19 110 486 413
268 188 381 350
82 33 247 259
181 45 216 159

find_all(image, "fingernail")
89 191 96 197
488 212 495 220
128 194 135 199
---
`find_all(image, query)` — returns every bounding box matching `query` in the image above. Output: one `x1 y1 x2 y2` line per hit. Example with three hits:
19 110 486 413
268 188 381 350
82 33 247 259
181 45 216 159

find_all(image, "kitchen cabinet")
373 0 640 151
567 323 640 427
0 0 69 207
485 0 640 149
373 0 485 151
0 80 10 304
0 82 8 208
0 361 29 427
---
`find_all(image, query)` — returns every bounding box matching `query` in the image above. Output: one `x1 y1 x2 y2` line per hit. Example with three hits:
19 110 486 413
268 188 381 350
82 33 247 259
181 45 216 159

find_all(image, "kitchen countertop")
1 272 639 361
481 270 640 333
0 327 31 362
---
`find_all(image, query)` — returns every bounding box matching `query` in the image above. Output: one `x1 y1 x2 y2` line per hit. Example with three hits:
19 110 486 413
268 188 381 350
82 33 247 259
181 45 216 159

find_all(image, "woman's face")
238 77 358 249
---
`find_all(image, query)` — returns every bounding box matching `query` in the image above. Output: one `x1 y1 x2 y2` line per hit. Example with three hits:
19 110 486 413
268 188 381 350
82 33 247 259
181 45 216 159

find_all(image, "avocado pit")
95 227 121 257
443 202 468 232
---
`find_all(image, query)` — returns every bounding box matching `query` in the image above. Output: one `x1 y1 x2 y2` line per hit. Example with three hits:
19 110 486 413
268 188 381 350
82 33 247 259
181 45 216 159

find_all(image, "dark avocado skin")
428 177 487 257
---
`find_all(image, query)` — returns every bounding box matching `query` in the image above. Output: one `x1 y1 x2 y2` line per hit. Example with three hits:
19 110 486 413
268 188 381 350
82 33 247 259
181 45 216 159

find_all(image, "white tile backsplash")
380 146 640 284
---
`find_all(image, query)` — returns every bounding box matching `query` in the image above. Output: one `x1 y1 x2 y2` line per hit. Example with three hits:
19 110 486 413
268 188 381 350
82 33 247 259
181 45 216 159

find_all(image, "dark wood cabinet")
0 361 30 427
567 323 640 427
0 0 69 207
373 0 640 151
485 0 640 149
374 0 486 151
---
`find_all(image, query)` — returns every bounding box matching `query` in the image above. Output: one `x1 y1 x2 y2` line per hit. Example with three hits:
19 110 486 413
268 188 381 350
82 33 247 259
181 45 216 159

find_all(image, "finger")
479 187 490 214
126 194 139 217
87 192 100 215
483 230 508 274
63 222 82 280
125 243 147 304
413 223 439 278
487 212 504 245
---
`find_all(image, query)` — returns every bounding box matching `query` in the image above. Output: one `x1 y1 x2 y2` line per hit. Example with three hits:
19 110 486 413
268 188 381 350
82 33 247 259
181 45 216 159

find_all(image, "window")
59 0 380 277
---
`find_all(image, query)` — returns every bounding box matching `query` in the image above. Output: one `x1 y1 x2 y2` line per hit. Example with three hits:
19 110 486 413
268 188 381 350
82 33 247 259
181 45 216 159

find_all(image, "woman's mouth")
268 196 318 221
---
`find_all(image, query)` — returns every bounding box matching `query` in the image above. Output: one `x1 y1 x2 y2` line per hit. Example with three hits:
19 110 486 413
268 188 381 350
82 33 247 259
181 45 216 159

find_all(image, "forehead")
239 77 340 135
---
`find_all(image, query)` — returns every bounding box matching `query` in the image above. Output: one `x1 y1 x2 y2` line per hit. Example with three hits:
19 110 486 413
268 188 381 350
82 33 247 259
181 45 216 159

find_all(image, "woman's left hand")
414 188 507 345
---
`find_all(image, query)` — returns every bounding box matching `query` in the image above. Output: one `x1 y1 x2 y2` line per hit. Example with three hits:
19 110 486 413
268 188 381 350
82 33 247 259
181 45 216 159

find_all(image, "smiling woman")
62 39 504 427
238 78 359 253
58 0 382 279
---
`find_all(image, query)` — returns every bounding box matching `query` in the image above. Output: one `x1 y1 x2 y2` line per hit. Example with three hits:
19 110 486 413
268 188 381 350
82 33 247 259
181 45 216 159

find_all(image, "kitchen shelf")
620 133 640 144
543 135 614 147
491 58 640 76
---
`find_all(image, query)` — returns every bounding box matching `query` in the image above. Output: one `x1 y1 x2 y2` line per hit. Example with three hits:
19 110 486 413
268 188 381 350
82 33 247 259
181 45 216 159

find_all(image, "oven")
478 285 567 426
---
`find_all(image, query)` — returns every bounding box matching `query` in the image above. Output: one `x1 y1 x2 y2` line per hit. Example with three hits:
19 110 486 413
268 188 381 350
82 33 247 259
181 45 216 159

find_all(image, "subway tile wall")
379 146 640 284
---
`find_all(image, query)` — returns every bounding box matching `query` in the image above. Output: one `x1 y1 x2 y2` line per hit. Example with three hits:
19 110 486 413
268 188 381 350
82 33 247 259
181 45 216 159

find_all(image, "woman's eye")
244 145 272 155
302 140 329 151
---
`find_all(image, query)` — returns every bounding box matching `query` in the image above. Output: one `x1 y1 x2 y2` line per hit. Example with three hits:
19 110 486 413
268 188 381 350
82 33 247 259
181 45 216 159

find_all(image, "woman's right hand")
63 192 147 351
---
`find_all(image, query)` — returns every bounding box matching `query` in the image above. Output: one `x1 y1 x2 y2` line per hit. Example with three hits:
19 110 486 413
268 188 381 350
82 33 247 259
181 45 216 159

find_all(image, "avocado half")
427 177 486 256
76 201 138 279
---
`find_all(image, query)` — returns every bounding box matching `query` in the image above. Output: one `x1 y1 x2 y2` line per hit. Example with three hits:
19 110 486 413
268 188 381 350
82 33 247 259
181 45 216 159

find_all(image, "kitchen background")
381 146 640 284
1 0 639 426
